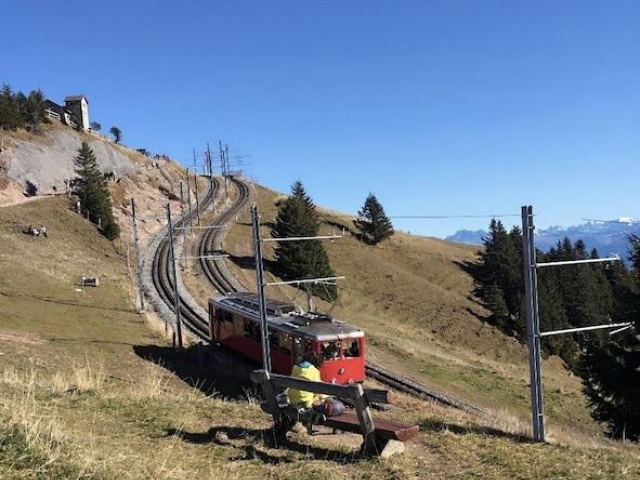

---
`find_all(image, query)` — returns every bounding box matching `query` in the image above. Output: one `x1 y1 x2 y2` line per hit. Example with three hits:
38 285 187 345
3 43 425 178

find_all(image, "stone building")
44 95 90 132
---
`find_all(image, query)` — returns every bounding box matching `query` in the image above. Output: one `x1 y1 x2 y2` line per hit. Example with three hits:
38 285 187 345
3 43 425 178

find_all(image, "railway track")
151 177 220 339
198 176 251 295
185 178 490 416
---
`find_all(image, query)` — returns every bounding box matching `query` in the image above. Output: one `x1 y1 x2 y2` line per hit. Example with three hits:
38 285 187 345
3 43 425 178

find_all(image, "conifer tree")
579 236 640 439
110 126 122 144
272 181 337 301
0 85 25 130
72 142 120 240
354 193 394 245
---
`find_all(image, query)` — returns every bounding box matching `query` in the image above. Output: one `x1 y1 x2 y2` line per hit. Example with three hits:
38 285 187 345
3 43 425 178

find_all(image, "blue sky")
2 1 639 237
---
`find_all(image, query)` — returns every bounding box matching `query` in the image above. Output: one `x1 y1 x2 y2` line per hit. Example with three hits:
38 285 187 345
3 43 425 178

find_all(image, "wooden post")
352 383 376 453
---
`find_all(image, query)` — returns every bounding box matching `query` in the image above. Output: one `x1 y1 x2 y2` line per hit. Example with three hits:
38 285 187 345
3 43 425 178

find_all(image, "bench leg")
361 436 405 458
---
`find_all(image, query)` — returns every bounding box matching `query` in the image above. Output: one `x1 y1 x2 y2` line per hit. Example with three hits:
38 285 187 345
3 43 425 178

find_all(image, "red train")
208 292 366 384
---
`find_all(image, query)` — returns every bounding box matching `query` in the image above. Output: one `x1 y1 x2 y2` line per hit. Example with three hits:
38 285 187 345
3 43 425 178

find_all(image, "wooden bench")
250 369 419 457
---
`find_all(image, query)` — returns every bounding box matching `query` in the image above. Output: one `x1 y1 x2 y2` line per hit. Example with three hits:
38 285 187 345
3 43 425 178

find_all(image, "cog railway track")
151 176 487 416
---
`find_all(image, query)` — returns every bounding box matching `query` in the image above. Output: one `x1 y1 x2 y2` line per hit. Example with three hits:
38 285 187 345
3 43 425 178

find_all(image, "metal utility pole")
131 198 145 311
522 206 545 442
179 182 187 269
252 205 272 372
185 170 193 233
521 205 624 443
193 167 201 226
206 142 213 178
166 204 183 349
220 140 228 199
225 143 230 175
251 210 345 372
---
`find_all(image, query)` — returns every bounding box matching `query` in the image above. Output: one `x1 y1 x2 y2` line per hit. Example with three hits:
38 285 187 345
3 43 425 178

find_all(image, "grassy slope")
0 194 639 478
219 184 627 441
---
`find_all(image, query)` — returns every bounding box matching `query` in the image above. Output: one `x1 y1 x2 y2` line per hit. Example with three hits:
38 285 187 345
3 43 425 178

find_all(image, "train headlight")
338 368 345 375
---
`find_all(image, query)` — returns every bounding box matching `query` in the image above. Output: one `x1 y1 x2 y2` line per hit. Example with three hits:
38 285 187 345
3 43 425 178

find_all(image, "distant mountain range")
445 218 640 260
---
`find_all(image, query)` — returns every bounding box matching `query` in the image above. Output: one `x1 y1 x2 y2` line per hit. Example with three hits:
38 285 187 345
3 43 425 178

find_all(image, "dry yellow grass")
217 184 607 438
1 189 639 478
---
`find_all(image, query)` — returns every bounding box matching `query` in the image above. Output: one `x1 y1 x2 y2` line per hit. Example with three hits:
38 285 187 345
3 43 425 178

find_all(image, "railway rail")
149 176 488 416
186 178 490 416
150 177 219 340
198 176 251 295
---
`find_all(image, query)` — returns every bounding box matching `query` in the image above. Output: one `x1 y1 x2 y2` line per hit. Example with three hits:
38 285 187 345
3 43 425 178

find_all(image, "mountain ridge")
446 219 640 259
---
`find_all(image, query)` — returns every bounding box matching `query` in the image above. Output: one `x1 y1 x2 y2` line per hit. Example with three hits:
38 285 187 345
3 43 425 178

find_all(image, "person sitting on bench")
288 353 324 409
288 354 344 418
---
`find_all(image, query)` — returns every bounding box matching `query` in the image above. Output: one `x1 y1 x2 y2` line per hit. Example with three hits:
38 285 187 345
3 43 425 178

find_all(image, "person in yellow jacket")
288 354 325 408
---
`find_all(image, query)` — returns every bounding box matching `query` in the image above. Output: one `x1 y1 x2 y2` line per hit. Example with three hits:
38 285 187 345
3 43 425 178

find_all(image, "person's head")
301 352 315 365
310 353 325 369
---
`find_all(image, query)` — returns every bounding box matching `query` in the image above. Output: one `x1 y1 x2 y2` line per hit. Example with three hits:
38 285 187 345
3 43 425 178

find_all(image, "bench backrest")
251 369 375 440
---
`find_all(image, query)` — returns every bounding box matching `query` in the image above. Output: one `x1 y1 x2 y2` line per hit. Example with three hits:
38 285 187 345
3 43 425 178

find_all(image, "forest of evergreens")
473 219 640 439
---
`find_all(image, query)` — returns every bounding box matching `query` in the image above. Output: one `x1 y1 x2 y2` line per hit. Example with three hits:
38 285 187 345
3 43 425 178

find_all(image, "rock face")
7 128 137 194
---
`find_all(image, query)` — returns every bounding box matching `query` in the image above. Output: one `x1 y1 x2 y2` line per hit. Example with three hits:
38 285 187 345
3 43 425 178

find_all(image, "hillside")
0 123 639 478
201 184 615 438
1 197 639 478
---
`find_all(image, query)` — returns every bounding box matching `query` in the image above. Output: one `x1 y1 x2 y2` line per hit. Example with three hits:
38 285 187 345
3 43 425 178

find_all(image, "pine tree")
72 142 120 240
272 182 336 301
25 89 47 133
0 84 25 130
579 235 640 439
110 126 122 144
354 193 394 245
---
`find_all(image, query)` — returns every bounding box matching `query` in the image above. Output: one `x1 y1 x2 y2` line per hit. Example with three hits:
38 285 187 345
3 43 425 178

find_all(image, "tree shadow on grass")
133 344 257 400
420 419 532 444
164 425 366 464
227 254 278 273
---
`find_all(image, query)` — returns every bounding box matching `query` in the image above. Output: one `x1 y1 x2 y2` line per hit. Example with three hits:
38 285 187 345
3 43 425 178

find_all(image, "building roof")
44 99 63 110
212 293 364 341
64 95 88 103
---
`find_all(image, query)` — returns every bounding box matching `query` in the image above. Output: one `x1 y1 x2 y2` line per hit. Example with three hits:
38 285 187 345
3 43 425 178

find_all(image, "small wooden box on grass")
81 276 99 287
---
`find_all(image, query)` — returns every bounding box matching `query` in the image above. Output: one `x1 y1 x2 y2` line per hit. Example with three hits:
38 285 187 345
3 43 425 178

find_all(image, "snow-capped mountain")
445 218 640 259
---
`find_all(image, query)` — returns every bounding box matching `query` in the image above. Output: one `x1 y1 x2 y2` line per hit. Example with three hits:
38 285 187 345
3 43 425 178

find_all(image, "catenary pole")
522 205 545 442
220 140 228 200
252 205 272 372
186 169 193 234
191 167 200 227
166 204 183 349
180 182 188 269
131 198 145 311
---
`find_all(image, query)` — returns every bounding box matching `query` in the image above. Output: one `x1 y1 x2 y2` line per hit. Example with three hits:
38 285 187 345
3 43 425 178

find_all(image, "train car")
208 292 366 384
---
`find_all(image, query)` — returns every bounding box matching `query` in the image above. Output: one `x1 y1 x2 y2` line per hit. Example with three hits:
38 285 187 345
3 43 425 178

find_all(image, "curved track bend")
151 177 220 339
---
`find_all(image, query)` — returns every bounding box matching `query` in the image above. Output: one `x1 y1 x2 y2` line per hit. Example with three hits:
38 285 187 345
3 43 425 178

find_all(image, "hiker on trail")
40 225 47 238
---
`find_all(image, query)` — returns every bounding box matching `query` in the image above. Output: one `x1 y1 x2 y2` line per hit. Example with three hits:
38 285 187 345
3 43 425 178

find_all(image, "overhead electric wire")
389 214 521 219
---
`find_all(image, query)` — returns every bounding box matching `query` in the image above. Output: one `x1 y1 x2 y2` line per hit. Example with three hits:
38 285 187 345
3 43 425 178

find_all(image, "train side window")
269 328 278 348
321 341 340 360
278 333 291 354
304 340 314 354
244 319 259 341
224 311 233 324
215 309 224 322
234 317 244 335
342 339 360 358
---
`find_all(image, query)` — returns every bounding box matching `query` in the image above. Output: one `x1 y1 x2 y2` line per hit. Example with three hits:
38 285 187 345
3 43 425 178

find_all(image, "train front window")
321 341 340 360
342 339 360 358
